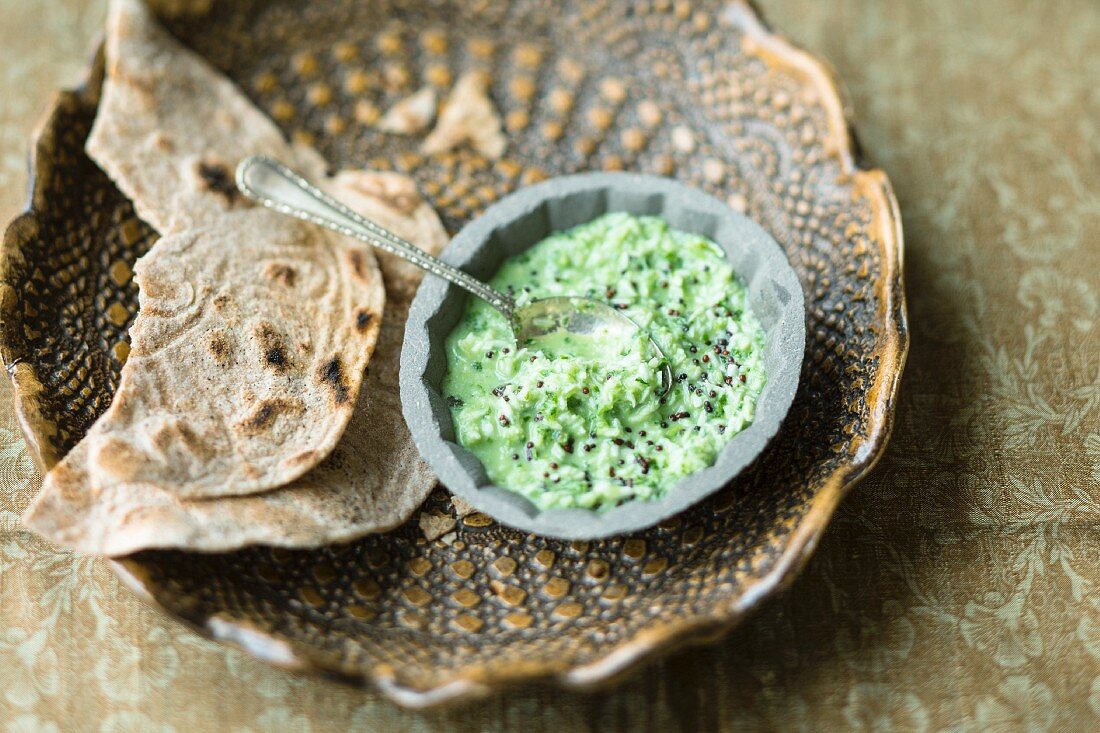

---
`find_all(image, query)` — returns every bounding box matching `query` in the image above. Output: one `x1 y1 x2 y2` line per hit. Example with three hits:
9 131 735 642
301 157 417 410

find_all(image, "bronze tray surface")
0 0 907 707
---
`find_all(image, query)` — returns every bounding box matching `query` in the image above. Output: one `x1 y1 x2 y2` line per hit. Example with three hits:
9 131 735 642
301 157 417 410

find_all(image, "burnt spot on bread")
122 72 157 101
318 355 351 405
347 249 370 281
196 161 239 203
265 346 288 370
151 131 175 152
355 309 375 332
207 331 231 365
236 397 306 435
53 462 88 502
365 189 419 215
388 191 420 214
264 262 297 287
286 450 319 467
110 389 136 420
91 436 147 481
238 402 277 434
340 172 421 214
150 421 213 458
254 322 290 373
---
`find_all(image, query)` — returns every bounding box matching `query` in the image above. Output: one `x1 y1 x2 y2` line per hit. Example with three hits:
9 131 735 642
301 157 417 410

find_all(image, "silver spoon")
235 155 673 394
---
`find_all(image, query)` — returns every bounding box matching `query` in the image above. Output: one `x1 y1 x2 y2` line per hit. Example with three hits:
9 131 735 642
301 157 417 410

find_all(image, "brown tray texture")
0 0 907 707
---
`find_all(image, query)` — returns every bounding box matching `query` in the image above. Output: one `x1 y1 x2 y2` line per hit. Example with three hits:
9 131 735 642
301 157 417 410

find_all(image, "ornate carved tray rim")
1 1 908 708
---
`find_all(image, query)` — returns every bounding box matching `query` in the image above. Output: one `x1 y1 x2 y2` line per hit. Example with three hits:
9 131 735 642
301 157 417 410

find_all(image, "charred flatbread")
25 172 446 554
87 0 330 234
36 208 384 502
30 0 385 501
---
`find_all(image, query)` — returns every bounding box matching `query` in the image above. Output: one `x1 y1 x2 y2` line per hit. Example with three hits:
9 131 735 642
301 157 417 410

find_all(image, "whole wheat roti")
26 0 386 502
43 208 384 503
87 0 329 234
25 172 448 555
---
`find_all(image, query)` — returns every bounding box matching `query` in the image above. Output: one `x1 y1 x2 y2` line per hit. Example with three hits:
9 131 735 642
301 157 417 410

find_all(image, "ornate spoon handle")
235 155 516 319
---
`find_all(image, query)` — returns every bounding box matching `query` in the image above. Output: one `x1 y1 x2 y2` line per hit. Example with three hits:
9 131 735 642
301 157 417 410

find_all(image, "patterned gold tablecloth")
3 1 1098 730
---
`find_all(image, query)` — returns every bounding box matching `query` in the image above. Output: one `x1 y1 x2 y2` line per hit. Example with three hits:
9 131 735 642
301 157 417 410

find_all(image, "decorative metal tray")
0 0 907 707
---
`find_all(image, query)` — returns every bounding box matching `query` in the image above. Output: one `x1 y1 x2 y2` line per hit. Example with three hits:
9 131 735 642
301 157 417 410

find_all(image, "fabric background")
2 1 1098 730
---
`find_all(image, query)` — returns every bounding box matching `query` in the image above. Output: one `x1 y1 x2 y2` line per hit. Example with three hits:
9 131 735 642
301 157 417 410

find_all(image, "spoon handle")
236 155 516 319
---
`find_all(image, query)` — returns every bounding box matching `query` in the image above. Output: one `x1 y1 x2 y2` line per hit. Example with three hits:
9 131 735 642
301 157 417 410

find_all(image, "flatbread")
43 209 383 502
24 172 447 555
29 0 386 500
377 87 437 135
87 0 329 234
22 0 455 552
421 71 506 160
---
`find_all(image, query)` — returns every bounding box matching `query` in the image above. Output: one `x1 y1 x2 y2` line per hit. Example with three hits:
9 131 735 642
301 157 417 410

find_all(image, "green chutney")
443 213 766 511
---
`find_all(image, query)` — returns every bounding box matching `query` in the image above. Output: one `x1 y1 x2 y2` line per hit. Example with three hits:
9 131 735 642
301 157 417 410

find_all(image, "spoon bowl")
512 296 674 393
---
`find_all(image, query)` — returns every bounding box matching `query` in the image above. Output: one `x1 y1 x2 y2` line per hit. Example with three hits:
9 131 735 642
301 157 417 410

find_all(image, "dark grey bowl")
401 173 805 539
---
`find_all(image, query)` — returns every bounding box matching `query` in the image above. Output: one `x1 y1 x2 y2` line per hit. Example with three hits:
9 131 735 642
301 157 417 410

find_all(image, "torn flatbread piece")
377 87 437 135
24 173 446 555
87 0 328 234
25 0 386 503
27 207 383 503
421 71 506 160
